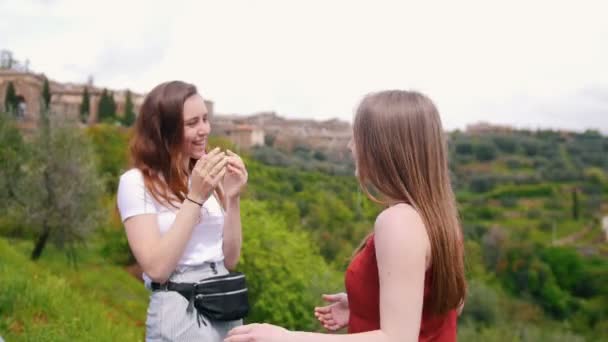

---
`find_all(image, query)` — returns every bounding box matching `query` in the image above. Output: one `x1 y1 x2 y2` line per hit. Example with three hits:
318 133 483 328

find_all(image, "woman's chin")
190 150 206 160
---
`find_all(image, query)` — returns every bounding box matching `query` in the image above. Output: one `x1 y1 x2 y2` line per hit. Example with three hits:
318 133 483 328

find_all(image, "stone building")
0 69 144 124
211 111 351 156
212 123 265 150
466 122 514 134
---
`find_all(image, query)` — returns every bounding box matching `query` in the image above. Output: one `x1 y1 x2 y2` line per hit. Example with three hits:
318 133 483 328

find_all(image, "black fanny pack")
151 271 249 326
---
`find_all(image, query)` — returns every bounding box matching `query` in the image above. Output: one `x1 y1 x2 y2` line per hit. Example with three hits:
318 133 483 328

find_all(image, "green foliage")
458 321 586 342
238 200 342 330
208 135 237 151
313 150 327 161
455 141 474 154
122 90 136 126
250 145 354 175
463 223 488 241
486 184 555 200
475 142 497 161
461 280 500 326
492 135 519 153
572 188 579 220
264 134 276 147
2 117 608 340
42 76 51 109
85 124 130 192
481 226 508 271
469 175 497 193
464 205 502 221
0 113 30 237
5 111 105 260
499 196 518 208
245 158 377 266
489 241 608 326
584 167 606 185
4 81 17 112
97 89 117 122
497 243 575 318
540 247 608 299
79 87 90 123
521 139 540 157
96 195 134 265
0 238 147 341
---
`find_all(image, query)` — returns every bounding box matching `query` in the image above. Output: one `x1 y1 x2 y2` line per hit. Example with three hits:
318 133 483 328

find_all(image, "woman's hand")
314 292 350 331
457 300 465 316
224 323 290 342
222 149 248 200
189 147 228 203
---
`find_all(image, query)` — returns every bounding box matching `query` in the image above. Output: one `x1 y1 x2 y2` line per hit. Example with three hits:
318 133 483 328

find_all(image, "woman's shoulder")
375 203 421 228
120 168 143 182
117 168 147 191
374 203 428 247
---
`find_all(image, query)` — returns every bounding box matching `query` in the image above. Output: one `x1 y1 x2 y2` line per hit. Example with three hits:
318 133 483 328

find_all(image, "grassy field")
0 238 148 341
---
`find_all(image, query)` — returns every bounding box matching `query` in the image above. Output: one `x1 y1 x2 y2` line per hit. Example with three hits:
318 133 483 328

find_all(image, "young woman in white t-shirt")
116 81 248 341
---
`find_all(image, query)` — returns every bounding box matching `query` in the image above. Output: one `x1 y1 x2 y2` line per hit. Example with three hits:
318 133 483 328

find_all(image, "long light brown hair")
353 90 465 315
129 81 224 208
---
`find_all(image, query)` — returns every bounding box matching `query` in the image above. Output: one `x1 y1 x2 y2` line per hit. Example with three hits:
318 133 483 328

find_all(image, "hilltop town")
0 54 352 156
211 112 351 155
3 50 549 159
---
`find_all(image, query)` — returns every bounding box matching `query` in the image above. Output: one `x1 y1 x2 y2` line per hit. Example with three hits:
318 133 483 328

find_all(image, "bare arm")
225 204 430 342
222 197 242 270
124 200 203 283
221 150 248 270
124 148 227 283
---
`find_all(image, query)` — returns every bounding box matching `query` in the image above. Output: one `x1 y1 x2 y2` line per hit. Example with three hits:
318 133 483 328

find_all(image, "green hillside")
1 113 607 341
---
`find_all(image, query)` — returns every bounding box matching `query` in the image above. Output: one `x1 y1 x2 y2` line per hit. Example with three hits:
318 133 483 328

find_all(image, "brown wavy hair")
353 90 466 315
129 81 223 208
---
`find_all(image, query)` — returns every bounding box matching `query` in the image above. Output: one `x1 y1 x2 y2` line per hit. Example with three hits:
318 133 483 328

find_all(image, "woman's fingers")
195 148 221 173
226 160 244 175
318 315 338 329
227 164 245 179
208 156 229 177
322 317 336 325
202 147 221 161
322 293 345 303
314 306 331 314
226 163 238 172
226 157 241 170
193 148 213 170
226 150 245 168
212 167 227 185
314 310 334 323
320 312 334 321
205 151 226 171
325 323 341 331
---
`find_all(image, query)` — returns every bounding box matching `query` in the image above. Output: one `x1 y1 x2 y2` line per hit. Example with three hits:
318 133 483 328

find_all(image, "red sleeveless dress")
345 234 457 341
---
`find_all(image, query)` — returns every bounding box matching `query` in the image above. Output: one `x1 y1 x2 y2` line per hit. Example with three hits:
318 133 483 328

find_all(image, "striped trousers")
145 262 242 341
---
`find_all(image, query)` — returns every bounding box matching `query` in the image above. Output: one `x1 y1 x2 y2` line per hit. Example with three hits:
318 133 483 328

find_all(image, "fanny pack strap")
151 281 194 292
151 281 207 326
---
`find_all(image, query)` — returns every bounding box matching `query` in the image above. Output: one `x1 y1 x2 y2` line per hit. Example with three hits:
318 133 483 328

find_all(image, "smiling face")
182 94 210 160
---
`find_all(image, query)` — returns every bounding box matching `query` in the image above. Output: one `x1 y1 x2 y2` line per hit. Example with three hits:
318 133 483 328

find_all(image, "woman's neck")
183 157 192 174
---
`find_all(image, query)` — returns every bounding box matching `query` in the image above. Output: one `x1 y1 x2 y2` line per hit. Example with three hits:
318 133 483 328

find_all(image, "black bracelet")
186 196 203 207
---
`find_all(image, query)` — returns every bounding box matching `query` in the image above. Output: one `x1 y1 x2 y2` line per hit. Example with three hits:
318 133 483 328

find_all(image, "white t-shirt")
116 168 225 283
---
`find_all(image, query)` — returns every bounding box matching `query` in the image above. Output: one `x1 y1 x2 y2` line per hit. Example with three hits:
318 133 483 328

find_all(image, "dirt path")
554 226 591 246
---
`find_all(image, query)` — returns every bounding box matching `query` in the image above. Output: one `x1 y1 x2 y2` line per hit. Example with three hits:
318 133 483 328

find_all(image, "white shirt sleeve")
117 169 158 222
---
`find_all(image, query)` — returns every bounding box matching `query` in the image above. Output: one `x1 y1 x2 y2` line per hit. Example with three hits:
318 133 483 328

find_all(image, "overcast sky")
1 0 607 132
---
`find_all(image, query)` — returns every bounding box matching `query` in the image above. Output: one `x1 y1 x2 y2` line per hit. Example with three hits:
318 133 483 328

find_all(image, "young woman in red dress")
226 90 466 342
